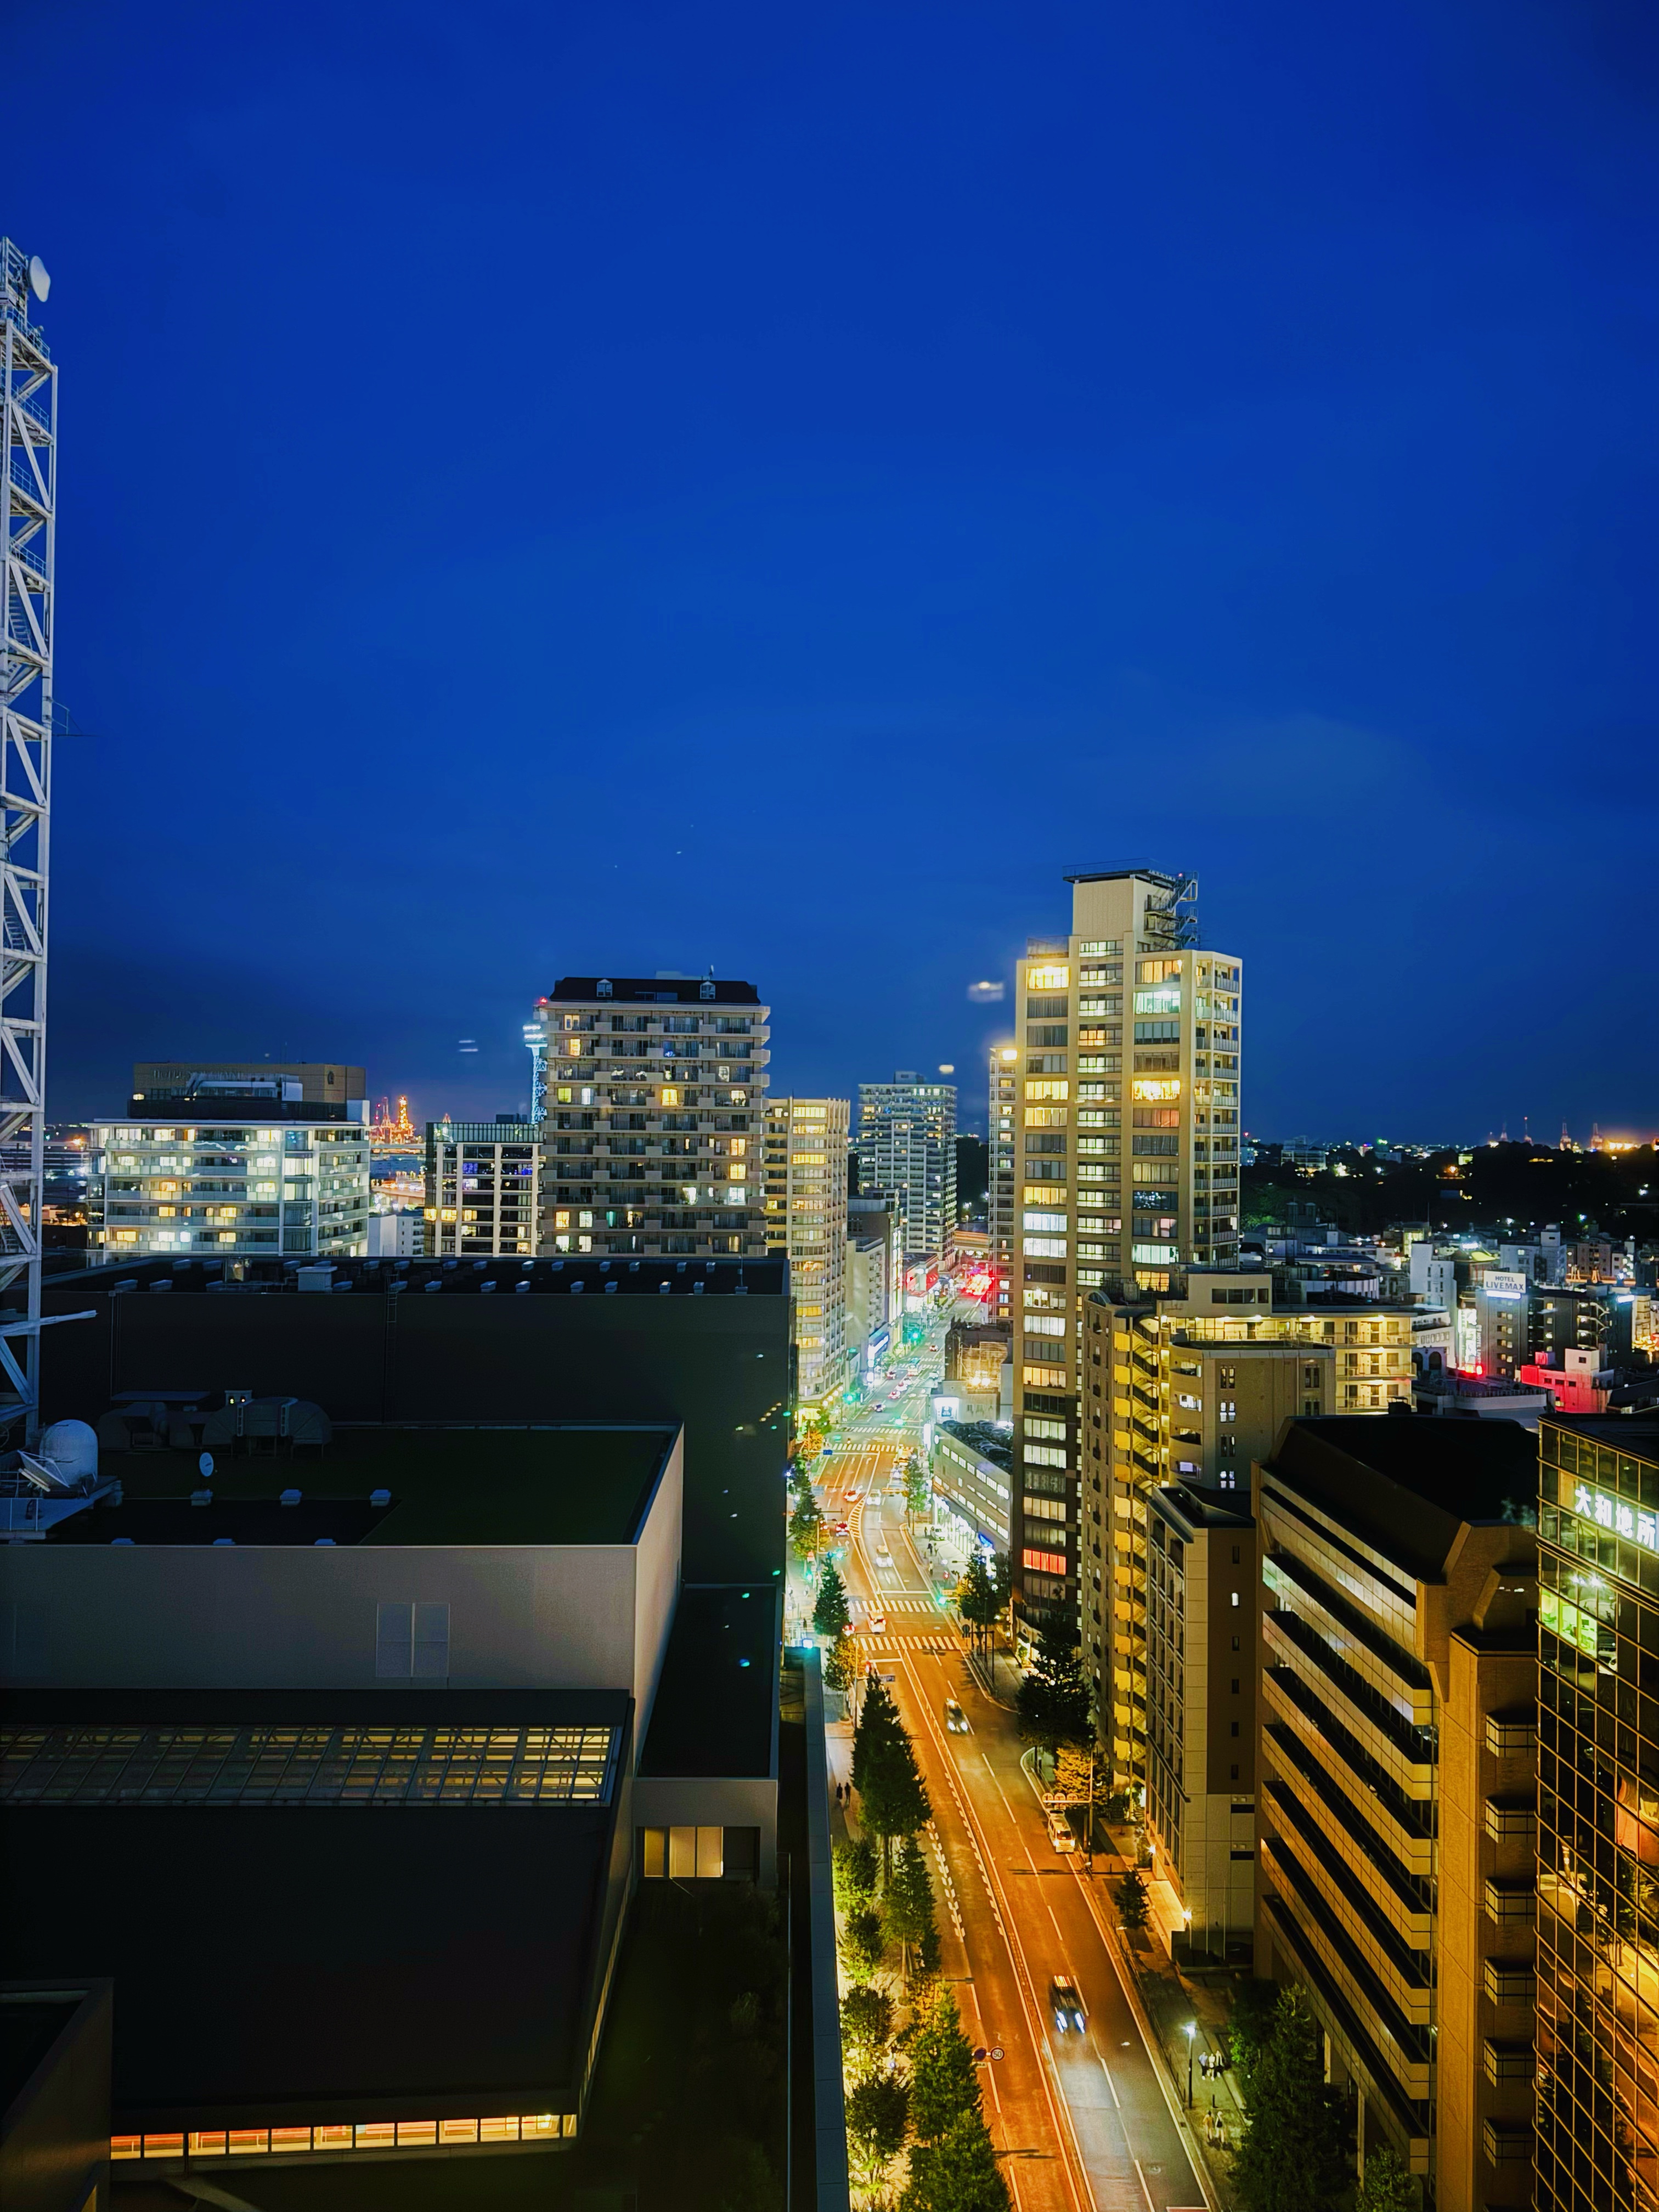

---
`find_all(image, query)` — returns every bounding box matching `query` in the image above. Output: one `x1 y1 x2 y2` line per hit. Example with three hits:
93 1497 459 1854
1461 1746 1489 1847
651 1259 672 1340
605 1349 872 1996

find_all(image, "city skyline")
13 2 1655 1139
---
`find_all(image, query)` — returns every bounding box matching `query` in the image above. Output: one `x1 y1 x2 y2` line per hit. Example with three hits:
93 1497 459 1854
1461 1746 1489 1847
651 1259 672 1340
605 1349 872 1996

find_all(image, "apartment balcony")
1262 1762 1432 1947
1266 1551 1434 1726
1262 1812 1431 2025
1261 1673 1433 1875
1483 2040 1535 2086
1260 1844 1432 2098
1482 2120 1532 2165
1485 1796 1536 1842
1264 1611 1436 1795
1483 1879 1535 1924
1485 1711 1536 1757
1484 1959 1536 2005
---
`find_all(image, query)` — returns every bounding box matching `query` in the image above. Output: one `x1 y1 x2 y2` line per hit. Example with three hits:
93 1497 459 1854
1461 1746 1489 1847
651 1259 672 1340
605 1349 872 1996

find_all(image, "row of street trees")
842 1983 1011 2210
836 1679 1008 2208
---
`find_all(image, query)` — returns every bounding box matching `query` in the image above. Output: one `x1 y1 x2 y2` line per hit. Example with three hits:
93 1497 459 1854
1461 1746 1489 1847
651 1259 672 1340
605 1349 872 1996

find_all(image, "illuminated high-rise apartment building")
987 1045 1018 1326
764 1097 850 1404
1010 868 1242 1640
855 1075 957 1264
531 975 769 1259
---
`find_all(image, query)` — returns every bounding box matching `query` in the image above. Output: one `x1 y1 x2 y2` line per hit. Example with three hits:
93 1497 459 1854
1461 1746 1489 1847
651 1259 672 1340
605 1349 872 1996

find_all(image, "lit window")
1132 1078 1182 1103
1028 965 1070 990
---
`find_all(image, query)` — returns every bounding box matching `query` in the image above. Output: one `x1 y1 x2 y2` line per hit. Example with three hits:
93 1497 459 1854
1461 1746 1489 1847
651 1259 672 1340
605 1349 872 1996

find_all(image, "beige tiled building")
1084 1289 1415 1786
531 975 769 1260
1009 866 1241 1642
764 1097 849 1404
1253 1416 1539 2204
1141 1481 1259 1962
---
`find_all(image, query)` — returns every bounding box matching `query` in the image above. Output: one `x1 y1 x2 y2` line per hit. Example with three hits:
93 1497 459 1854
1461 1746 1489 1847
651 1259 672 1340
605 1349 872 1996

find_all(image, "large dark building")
36 1251 792 1584
2 1253 796 2186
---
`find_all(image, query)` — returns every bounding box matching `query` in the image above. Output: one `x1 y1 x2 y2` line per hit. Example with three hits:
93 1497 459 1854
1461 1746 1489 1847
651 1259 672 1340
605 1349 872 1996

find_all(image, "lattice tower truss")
0 241 55 1438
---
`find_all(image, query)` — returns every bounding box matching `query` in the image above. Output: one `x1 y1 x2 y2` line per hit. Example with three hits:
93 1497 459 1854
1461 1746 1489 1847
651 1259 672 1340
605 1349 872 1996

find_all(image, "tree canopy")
1115 1868 1150 1930
1230 1988 1350 2212
957 1555 998 1652
907 1990 983 2145
902 1993 1008 2212
814 1558 852 1638
846 2070 910 2180
885 1833 943 1985
1355 2142 1418 2212
1015 1625 1092 1756
788 1474 826 1563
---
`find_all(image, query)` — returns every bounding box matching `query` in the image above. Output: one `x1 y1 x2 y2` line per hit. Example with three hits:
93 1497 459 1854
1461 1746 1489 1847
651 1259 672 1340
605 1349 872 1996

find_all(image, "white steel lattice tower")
0 241 55 1438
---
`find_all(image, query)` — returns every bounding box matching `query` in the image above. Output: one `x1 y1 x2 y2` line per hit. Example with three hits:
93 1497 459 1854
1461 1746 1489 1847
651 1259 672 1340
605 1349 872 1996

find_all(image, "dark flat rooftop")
44 1254 788 1300
639 1584 779 1780
1152 1483 1254 1534
548 975 762 1006
64 1425 675 1547
1263 1416 1537 1581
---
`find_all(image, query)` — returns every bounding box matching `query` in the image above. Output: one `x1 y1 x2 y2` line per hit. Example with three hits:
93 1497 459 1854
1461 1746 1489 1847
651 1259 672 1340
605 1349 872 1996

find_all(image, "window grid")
0 1724 617 1808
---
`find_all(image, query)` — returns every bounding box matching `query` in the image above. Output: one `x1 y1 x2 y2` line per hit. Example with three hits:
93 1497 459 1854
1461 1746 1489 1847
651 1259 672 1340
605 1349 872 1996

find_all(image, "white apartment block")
855 1073 956 1264
531 975 769 1260
91 1101 370 1263
764 1097 850 1404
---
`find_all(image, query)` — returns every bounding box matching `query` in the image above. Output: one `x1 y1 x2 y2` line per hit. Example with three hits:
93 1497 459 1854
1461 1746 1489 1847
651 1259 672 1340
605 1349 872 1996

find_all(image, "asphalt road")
811 1329 1209 2212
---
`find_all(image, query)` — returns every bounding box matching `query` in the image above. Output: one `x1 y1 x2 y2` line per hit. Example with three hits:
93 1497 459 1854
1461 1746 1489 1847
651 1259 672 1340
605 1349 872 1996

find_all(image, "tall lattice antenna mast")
1 240 55 1440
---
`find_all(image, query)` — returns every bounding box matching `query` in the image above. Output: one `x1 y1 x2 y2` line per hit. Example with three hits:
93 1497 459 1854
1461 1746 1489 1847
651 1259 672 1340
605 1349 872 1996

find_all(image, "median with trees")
831 1674 1009 2207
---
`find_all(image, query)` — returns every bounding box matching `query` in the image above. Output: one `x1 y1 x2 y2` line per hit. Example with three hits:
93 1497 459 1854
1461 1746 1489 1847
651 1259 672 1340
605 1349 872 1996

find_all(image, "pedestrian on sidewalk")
1215 2115 1227 2152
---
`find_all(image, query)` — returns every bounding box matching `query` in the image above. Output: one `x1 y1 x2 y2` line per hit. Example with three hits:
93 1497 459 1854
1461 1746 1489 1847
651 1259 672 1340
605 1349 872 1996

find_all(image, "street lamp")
1183 2021 1197 2108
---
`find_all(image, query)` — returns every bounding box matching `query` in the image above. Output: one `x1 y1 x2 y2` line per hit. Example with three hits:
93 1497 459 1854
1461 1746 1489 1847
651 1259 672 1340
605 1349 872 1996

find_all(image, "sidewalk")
1095 1824 1246 2204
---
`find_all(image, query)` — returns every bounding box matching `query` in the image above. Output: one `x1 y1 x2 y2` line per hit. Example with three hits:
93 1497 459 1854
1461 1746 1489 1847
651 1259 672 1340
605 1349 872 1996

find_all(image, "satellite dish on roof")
199 1451 215 1480
27 256 50 303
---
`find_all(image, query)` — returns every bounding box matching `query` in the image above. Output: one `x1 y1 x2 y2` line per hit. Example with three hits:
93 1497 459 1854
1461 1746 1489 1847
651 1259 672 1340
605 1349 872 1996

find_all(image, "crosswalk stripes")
856 1635 956 1655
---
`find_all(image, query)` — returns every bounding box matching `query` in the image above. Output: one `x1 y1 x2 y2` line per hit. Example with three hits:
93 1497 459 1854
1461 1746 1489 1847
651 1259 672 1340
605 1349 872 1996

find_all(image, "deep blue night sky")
12 1 1657 1137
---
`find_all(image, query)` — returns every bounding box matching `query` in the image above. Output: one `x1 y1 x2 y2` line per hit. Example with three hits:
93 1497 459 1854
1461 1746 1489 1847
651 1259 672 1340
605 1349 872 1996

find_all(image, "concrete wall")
0 1438 684 1724
630 1775 780 1885
1438 1630 1536 2212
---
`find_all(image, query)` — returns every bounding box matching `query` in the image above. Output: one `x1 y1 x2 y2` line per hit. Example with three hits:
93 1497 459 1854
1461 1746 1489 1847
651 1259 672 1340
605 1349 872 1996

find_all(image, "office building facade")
855 1074 956 1264
1536 1415 1659 2212
1010 867 1242 1642
1142 1482 1257 1962
424 1121 540 1258
1254 1418 1539 2204
763 1096 850 1404
531 976 769 1260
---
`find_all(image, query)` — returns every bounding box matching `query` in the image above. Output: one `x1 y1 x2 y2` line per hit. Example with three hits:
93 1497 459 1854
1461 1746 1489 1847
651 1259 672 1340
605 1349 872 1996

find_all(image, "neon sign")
1573 1482 1657 1554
